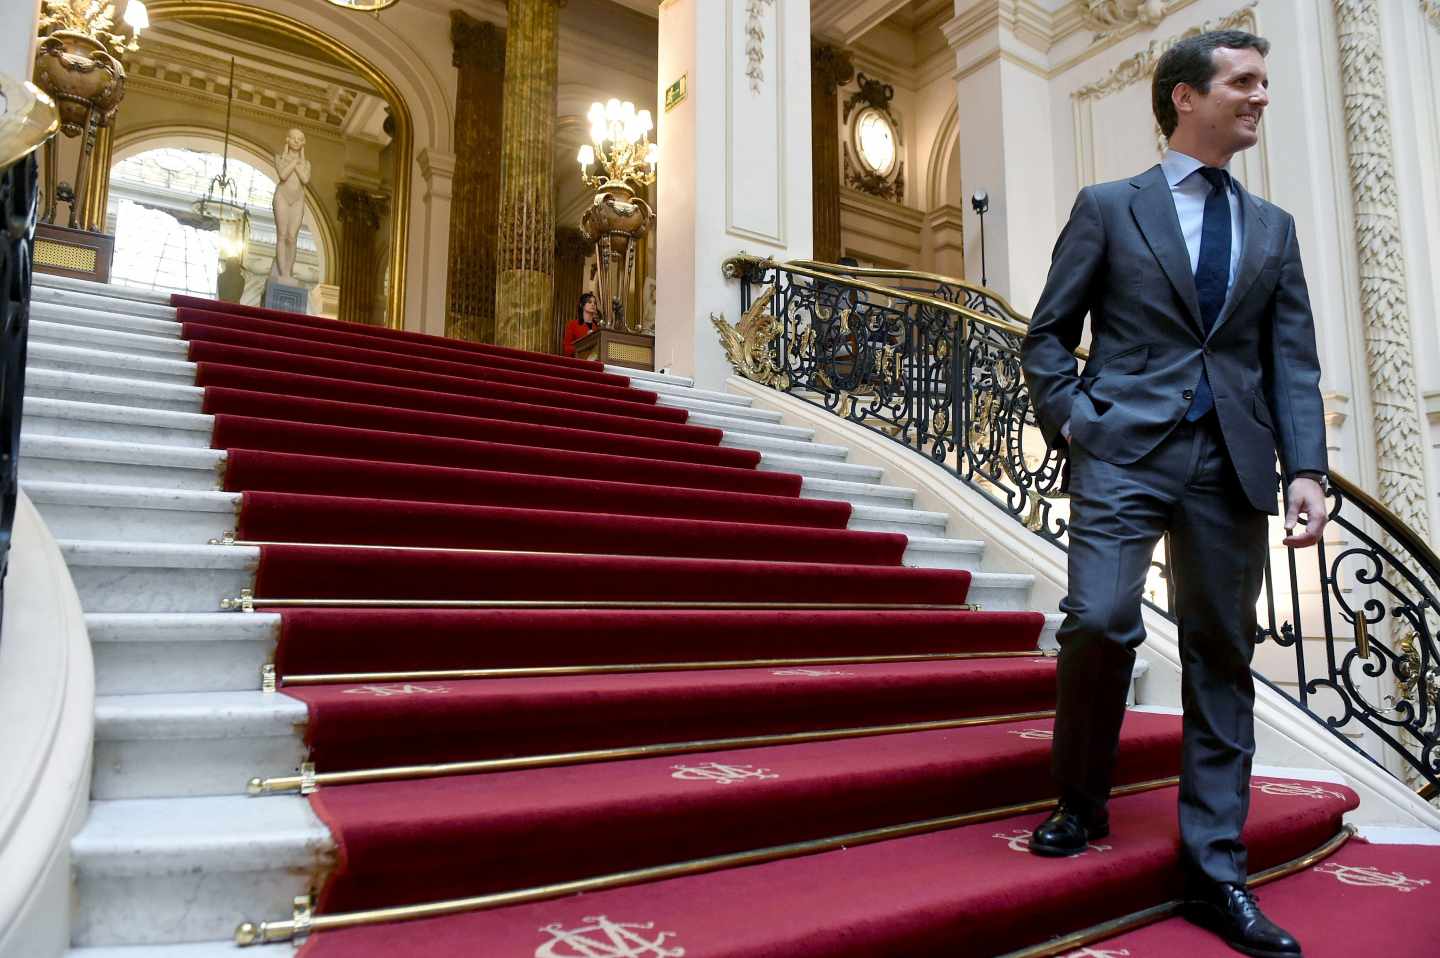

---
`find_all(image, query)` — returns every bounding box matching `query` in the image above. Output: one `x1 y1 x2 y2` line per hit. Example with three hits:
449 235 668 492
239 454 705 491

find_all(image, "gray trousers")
1053 415 1268 885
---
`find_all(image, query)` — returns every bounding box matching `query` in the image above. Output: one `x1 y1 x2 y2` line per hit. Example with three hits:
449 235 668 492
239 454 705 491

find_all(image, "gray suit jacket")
1020 165 1327 514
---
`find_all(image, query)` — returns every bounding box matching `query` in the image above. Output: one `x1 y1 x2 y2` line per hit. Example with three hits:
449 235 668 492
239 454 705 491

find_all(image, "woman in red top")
563 292 600 357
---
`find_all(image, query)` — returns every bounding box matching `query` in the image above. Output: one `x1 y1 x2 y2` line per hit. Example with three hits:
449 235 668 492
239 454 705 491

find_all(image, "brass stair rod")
234 775 1181 946
246 709 1058 796
279 649 1047 686
221 591 978 612
995 825 1356 958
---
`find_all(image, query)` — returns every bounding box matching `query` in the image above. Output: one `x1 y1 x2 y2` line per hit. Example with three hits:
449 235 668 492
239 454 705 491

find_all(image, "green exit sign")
665 74 687 112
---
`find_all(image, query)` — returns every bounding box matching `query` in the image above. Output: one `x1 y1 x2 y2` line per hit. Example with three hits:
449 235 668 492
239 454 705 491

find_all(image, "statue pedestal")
573 328 654 372
263 280 309 314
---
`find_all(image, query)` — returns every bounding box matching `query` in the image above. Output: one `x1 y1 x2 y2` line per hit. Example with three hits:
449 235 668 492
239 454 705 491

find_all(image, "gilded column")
448 12 506 343
83 124 114 232
550 226 591 353
810 43 853 264
337 183 388 326
1334 0 1431 537
494 0 563 352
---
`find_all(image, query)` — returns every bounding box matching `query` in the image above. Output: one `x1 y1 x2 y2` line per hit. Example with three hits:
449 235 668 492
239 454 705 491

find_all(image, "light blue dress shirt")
1161 148 1243 292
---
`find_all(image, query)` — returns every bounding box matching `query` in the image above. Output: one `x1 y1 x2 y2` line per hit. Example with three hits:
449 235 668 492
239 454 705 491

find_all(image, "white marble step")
687 409 814 441
24 393 844 465
19 430 880 497
26 478 948 546
26 367 207 413
68 942 238 958
658 391 783 422
607 363 693 388
59 540 259 614
34 272 173 305
24 396 214 447
31 317 190 357
88 612 281 696
28 340 198 384
901 536 986 571
848 503 947 537
647 378 751 406
31 298 182 335
721 430 847 460
57 536 1029 616
24 481 239 543
20 434 224 490
758 451 883 483
800 475 915 510
94 690 307 800
70 792 330 948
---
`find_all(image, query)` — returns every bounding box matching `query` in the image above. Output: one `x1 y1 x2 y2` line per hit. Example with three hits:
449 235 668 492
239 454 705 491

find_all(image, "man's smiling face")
1178 46 1270 155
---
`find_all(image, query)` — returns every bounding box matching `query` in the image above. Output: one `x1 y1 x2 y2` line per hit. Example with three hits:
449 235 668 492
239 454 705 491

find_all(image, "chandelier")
324 0 399 11
577 99 657 192
193 58 249 261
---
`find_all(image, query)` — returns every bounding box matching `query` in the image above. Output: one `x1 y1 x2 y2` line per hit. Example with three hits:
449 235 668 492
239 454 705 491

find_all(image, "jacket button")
1183 389 1195 400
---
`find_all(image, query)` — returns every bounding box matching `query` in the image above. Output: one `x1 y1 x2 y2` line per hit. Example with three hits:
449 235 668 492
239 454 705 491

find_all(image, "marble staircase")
20 274 1068 955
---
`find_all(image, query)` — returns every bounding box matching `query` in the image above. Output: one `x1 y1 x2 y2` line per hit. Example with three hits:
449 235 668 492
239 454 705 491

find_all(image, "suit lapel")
1129 166 1202 335
1208 182 1270 339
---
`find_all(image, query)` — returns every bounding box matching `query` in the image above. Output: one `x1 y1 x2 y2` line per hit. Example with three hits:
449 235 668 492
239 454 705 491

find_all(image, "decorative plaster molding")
1081 0 1168 34
1334 0 1431 537
745 0 777 94
1072 1 1257 100
417 149 456 184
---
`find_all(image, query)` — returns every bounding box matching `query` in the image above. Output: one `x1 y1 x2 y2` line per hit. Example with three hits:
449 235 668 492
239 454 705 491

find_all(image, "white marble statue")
270 128 311 283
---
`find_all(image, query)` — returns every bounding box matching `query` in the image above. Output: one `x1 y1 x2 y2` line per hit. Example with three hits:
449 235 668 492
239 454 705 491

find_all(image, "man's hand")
1282 476 1328 548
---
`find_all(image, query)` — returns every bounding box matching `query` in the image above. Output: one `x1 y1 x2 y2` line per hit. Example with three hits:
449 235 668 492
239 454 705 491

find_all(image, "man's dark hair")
1152 30 1270 137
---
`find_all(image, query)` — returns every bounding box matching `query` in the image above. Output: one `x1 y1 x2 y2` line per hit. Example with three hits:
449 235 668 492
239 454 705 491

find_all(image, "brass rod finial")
1352 614 1371 659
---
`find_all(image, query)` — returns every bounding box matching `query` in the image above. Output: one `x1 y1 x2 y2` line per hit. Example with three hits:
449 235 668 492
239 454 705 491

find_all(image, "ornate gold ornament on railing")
711 284 785 388
0 74 60 170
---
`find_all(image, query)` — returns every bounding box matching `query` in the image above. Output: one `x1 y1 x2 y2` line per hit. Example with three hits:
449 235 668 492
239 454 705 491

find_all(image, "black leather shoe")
1181 882 1302 957
1028 803 1109 857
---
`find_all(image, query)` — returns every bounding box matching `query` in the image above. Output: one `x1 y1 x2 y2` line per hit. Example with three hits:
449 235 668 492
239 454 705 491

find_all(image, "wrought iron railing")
719 255 1438 801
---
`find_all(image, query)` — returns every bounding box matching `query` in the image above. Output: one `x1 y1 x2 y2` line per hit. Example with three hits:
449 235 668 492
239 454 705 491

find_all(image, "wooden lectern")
573 328 655 372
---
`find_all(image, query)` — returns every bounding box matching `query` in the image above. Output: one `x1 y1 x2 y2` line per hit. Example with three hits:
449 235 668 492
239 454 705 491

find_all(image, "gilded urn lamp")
31 0 147 281
577 98 657 334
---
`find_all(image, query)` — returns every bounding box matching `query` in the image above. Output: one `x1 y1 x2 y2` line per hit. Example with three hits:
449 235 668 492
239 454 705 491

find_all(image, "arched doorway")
106 136 336 306
129 1 413 329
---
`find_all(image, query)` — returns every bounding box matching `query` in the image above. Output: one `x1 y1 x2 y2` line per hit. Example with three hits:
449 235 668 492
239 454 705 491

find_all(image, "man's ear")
1172 82 1194 119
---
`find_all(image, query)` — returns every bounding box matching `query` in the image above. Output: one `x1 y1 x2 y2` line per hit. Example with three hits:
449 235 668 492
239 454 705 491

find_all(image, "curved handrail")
720 257 1440 799
789 258 1035 330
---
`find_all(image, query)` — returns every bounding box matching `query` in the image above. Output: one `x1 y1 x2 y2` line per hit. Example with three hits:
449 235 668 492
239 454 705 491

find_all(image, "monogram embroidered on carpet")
770 668 856 677
1007 729 1055 740
1313 862 1431 892
1250 781 1345 801
535 915 685 957
339 684 451 696
1060 947 1132 958
994 828 1112 855
670 762 779 784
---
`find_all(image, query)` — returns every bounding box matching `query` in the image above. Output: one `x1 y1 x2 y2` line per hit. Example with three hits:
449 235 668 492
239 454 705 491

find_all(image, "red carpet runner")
150 297 1378 955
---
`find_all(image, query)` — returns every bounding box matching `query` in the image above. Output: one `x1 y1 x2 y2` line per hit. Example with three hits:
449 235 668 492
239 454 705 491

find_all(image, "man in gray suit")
1020 31 1328 958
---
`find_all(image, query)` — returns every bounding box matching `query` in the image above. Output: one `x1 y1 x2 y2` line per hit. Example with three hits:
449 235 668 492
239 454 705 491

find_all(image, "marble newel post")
336 183 388 326
656 0 814 389
448 13 506 343
494 0 563 352
810 43 854 264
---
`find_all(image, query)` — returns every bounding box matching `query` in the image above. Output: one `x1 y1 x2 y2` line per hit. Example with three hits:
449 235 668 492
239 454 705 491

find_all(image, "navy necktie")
1185 166 1231 422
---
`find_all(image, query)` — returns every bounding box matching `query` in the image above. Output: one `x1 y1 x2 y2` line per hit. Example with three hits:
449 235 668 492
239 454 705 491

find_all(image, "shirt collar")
1162 149 1232 189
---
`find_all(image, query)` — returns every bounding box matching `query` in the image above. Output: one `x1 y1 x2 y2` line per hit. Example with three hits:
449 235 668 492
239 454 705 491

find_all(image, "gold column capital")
336 183 387 231
810 43 854 96
451 12 506 73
